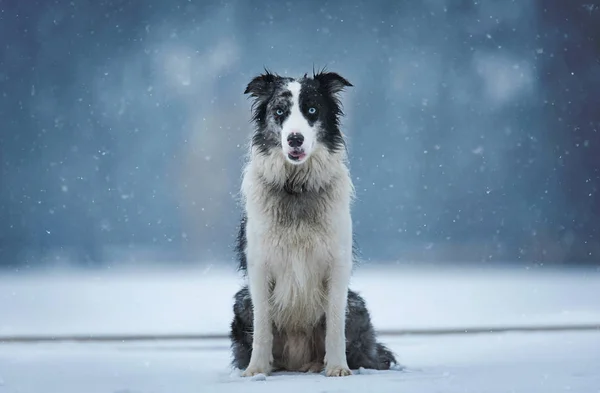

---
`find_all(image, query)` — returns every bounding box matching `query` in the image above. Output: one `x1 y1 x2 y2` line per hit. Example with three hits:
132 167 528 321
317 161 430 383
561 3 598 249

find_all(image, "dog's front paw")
241 363 272 377
325 365 352 377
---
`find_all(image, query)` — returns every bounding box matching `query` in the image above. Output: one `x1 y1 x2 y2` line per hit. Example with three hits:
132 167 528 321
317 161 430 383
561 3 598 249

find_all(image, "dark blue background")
1 0 599 269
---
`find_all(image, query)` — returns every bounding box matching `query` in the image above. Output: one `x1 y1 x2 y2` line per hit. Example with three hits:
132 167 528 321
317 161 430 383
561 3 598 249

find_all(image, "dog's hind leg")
344 289 398 370
230 286 253 370
374 342 397 370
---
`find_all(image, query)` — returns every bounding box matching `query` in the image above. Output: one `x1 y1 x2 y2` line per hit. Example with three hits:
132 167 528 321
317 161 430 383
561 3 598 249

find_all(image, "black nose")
287 133 304 148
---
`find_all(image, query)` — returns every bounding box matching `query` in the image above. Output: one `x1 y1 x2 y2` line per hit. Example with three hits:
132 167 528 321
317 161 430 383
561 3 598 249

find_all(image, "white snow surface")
0 264 599 336
0 264 599 392
1 332 599 392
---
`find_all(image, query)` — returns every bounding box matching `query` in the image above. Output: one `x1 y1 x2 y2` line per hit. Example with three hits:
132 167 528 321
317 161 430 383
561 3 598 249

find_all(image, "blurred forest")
0 0 599 269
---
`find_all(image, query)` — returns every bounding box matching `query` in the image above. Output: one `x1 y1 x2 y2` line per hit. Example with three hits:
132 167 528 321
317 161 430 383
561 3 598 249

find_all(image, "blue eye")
275 109 284 116
308 107 317 114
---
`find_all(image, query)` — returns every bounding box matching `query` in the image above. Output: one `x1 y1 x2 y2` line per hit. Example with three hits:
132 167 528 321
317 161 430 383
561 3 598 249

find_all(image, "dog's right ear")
244 69 278 99
313 68 353 95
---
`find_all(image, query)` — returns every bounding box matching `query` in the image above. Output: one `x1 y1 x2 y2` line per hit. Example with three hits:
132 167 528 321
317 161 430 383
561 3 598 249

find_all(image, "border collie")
229 69 397 377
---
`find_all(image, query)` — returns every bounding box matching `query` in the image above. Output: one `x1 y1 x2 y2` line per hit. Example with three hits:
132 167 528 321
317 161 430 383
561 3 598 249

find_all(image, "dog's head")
244 69 352 165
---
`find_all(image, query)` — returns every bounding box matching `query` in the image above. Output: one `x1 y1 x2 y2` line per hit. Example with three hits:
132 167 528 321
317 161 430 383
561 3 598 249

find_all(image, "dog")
229 69 397 377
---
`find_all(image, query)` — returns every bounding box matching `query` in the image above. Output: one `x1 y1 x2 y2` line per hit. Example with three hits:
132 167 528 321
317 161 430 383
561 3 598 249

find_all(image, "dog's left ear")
314 71 353 95
244 69 279 99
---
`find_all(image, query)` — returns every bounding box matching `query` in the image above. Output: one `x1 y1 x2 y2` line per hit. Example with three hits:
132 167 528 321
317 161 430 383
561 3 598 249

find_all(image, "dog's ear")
244 69 279 99
313 71 353 95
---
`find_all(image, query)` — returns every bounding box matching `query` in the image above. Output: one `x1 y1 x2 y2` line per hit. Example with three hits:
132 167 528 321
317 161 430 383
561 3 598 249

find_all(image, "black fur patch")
234 215 247 272
299 71 352 154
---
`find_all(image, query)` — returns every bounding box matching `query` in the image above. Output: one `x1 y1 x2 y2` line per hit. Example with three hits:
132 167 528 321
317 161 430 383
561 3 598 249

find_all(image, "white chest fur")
242 151 353 332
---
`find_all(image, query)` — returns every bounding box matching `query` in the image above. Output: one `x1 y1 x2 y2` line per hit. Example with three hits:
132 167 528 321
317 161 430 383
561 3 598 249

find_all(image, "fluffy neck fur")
244 145 353 198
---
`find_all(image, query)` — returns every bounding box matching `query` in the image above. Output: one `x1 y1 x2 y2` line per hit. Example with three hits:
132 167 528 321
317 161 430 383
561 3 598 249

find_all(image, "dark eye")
275 108 284 116
308 107 317 115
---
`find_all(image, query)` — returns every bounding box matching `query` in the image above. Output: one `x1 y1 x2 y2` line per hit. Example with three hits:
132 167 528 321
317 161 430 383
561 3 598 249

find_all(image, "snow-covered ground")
0 264 599 392
1 331 599 392
1 264 599 336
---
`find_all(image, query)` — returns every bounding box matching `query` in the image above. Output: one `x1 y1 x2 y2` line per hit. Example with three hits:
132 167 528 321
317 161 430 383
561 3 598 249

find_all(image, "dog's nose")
287 133 304 148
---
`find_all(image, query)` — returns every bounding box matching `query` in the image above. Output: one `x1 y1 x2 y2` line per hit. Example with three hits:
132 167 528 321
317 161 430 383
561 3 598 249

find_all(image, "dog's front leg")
242 261 273 377
324 257 352 377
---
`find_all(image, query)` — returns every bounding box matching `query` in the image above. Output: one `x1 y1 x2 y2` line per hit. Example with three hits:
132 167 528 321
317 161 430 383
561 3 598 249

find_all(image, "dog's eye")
275 108 284 116
308 107 317 115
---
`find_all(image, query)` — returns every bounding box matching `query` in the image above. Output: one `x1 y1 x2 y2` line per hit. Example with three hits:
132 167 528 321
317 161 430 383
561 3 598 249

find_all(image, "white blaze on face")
281 81 316 164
